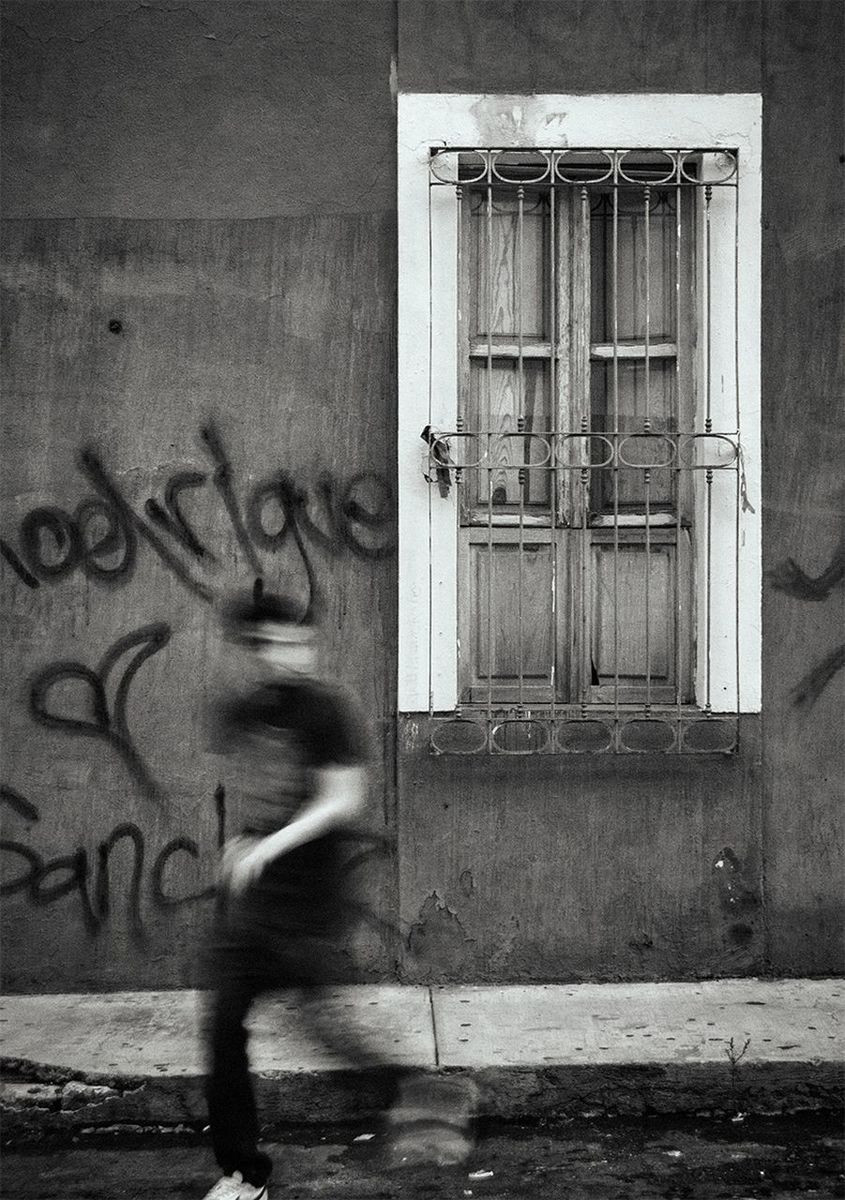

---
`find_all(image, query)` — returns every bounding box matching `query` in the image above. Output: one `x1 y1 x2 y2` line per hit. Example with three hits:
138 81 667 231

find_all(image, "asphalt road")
3 1114 843 1199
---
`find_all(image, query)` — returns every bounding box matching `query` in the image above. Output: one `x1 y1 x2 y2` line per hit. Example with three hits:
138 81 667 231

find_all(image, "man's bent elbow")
315 765 369 823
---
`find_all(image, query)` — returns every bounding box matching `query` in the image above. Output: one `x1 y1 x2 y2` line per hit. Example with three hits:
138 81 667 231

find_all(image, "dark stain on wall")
712 848 759 917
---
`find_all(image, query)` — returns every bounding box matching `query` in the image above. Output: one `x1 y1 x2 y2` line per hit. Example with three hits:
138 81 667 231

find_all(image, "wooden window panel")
587 185 696 528
469 191 549 343
459 184 570 705
590 360 677 512
465 359 551 514
586 529 694 706
459 527 566 706
590 190 679 344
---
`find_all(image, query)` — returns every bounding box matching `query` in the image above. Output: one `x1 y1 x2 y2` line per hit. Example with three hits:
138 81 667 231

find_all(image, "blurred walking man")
201 587 370 1200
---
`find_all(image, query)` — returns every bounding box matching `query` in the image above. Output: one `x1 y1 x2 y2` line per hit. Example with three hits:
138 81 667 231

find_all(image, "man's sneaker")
202 1171 268 1200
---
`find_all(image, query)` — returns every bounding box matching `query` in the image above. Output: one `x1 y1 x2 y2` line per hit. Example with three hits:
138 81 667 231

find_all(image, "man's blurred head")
221 586 319 678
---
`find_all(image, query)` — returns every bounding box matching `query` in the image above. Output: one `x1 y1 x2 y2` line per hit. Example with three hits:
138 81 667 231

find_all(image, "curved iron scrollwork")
430 148 739 189
428 714 738 756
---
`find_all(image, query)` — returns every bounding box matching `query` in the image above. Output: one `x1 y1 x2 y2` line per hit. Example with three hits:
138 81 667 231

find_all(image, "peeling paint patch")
407 892 475 975
468 94 570 146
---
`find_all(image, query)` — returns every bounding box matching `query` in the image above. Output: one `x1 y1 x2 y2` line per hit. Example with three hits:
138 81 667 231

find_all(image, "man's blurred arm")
222 764 367 894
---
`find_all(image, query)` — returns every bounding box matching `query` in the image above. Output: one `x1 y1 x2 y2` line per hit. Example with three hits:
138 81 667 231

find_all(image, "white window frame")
398 93 762 716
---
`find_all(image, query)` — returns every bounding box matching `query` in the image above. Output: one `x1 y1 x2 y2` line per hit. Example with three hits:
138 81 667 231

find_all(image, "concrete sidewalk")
1 979 842 1138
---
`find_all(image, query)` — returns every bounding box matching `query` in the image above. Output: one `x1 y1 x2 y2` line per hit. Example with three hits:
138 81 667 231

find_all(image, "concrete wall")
1 0 399 990
392 0 844 983
1 0 842 991
758 1 845 975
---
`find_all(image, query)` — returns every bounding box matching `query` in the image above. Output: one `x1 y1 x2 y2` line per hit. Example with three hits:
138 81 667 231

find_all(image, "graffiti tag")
0 785 226 938
767 536 845 709
28 623 171 799
0 421 396 612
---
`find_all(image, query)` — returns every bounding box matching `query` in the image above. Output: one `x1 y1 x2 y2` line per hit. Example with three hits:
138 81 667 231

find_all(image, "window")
398 96 761 754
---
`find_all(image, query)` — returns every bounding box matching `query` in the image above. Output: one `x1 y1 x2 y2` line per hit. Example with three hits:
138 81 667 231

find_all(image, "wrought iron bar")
456 184 465 709
705 466 713 714
518 185 526 712
704 183 713 429
735 464 741 722
430 148 739 190
549 183 558 719
486 183 494 724
427 179 435 719
644 184 652 713
456 185 465 427
733 175 742 720
675 176 683 720
581 414 589 718
612 170 620 724
704 183 713 714
580 185 590 717
644 185 652 432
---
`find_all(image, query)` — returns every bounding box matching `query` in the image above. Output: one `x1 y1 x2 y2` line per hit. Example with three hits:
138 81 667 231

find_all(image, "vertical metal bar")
644 471 652 716
734 174 742 719
517 184 525 712
581 420 589 717
427 171 435 718
704 183 713 713
456 183 464 713
704 184 712 431
549 182 557 719
612 168 620 431
705 466 713 713
612 160 621 725
735 460 741 724
734 169 741 434
644 186 651 431
456 185 465 429
486 176 494 727
644 184 652 715
488 460 494 727
580 185 590 717
675 177 683 722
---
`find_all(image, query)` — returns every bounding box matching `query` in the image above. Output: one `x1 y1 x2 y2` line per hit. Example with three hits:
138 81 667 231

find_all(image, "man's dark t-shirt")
209 680 367 981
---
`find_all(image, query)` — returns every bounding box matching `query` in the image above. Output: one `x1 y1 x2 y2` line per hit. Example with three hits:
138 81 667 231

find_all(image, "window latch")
420 425 452 498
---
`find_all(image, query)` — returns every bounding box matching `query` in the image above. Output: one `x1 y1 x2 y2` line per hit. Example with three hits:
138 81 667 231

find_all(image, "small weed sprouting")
725 1036 751 1069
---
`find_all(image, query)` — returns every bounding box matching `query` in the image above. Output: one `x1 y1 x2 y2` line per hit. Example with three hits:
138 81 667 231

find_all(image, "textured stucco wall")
393 0 844 983
0 0 399 990
1 0 842 990
1 0 396 218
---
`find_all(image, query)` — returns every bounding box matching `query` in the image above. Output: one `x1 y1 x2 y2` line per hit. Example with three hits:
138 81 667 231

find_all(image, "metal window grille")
423 148 745 755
